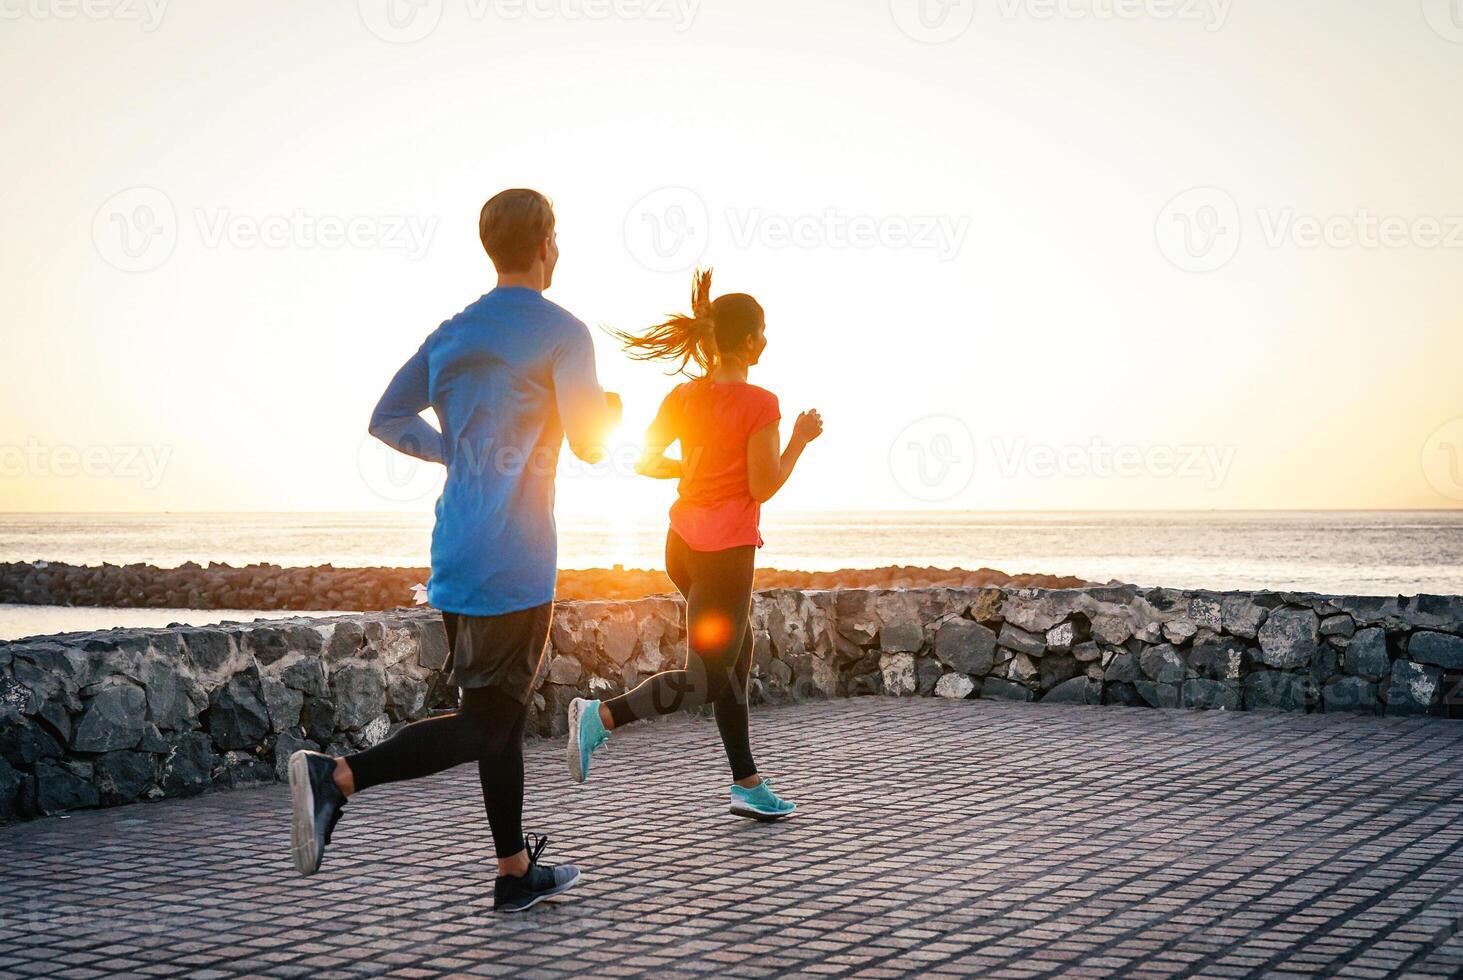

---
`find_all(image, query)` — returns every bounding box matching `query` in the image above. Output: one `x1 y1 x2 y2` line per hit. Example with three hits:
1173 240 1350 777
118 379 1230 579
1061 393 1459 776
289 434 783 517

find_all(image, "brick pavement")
4 699 1463 978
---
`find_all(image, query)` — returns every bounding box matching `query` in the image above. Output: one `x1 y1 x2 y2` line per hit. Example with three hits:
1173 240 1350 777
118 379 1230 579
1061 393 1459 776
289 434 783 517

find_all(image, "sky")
1 0 1462 520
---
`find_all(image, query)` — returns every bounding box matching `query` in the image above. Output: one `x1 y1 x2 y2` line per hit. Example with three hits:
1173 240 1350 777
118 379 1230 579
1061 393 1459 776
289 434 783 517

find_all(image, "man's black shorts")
441 602 553 703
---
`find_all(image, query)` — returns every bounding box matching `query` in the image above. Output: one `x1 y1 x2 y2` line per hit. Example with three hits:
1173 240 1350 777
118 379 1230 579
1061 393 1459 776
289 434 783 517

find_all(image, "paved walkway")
4 699 1463 978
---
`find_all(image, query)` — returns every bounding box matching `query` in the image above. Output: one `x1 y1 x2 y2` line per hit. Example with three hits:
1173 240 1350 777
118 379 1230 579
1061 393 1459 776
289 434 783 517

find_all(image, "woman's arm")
635 445 683 480
634 391 683 480
746 410 822 503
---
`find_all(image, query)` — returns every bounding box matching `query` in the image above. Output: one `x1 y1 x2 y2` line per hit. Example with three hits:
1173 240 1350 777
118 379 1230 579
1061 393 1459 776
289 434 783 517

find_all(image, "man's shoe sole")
566 698 588 784
288 751 322 876
495 869 583 913
729 802 797 823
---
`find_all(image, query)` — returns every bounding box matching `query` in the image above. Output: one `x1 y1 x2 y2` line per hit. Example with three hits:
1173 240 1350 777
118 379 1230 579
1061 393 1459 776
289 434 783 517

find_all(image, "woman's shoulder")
741 383 779 407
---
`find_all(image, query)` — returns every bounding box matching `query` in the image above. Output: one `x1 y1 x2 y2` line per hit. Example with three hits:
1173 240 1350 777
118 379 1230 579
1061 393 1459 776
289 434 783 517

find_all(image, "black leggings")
603 530 758 781
345 684 527 858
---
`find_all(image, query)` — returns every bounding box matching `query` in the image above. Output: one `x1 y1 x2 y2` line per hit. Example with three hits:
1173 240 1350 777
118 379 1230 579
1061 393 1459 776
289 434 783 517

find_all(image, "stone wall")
2 585 1461 823
0 560 1093 610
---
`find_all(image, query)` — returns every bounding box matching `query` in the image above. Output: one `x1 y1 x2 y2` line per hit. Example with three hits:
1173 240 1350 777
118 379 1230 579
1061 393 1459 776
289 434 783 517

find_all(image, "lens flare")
690 611 733 653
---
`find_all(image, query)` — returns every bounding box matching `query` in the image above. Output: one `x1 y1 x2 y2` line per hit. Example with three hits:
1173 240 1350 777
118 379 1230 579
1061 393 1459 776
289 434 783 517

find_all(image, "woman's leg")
712 606 758 782
601 533 754 730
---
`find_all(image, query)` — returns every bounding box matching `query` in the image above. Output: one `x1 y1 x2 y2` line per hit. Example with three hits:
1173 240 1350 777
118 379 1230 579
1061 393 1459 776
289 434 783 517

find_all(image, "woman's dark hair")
610 268 764 376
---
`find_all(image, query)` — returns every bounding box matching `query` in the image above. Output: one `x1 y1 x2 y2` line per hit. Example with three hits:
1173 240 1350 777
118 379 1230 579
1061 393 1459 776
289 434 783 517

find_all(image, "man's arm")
368 341 445 464
553 325 621 463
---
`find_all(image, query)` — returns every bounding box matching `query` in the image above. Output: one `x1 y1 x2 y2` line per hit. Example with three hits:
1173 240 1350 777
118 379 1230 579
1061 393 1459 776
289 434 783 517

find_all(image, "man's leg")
342 710 485 795
290 697 500 876
465 685 531 868
335 611 472 797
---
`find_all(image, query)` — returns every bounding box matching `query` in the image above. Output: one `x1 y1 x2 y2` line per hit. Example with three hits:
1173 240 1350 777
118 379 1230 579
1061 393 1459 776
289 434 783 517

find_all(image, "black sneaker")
289 750 346 875
493 834 582 913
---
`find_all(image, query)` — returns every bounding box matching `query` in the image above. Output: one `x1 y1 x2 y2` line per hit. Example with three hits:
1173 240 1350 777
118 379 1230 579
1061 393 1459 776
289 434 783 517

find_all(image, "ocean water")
3 510 1461 639
1 510 1460 595
0 605 356 643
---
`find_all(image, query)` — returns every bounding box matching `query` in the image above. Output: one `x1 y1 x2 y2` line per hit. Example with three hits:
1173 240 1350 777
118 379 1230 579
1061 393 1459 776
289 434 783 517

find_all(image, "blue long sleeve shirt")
369 287 610 616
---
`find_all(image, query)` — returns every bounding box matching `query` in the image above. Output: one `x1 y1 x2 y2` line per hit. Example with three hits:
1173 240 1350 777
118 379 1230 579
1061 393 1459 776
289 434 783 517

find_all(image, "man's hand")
605 391 623 427
792 409 823 446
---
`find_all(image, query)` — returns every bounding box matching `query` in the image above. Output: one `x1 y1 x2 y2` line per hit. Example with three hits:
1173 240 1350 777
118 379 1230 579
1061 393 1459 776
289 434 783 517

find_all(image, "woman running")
565 268 822 821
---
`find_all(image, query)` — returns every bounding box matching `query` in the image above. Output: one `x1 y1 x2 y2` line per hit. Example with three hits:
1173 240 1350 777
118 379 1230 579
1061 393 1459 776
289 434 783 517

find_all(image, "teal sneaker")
729 778 797 822
566 698 609 784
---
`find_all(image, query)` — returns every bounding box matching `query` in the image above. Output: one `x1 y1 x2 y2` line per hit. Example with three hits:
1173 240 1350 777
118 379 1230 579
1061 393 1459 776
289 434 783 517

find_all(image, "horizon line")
2 507 1462 517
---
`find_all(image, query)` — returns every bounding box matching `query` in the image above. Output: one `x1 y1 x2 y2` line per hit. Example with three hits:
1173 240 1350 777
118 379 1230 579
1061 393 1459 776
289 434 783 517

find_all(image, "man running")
288 188 621 913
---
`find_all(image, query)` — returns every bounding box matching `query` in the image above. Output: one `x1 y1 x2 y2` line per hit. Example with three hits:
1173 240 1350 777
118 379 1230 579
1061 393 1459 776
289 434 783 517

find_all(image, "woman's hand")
792 409 823 446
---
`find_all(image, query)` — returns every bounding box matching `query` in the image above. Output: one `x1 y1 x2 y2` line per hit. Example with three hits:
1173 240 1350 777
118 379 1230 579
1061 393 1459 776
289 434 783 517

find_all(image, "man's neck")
496 271 544 292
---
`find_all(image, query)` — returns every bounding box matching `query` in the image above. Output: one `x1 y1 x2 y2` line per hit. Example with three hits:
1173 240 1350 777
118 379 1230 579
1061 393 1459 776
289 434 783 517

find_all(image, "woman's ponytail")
611 268 720 375
610 267 764 377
